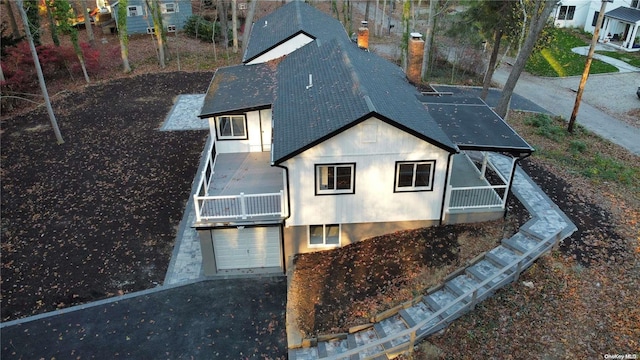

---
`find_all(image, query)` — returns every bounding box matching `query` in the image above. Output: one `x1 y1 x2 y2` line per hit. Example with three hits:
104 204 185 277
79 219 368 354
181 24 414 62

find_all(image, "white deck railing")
446 151 514 211
192 138 286 223
326 228 563 360
195 191 285 221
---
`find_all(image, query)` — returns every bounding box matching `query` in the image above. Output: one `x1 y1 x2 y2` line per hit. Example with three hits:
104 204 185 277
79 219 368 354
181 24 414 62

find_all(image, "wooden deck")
208 152 284 196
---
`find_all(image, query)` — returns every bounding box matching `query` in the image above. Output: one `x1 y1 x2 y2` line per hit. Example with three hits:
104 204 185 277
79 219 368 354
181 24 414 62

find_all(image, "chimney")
357 21 369 50
407 32 424 84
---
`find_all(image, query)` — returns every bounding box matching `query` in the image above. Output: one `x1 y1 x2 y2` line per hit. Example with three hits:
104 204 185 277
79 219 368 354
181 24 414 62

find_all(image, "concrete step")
347 328 387 360
398 301 445 339
502 232 542 256
424 288 466 320
289 347 318 360
373 315 411 358
446 274 493 302
466 259 511 288
485 245 520 268
317 338 349 358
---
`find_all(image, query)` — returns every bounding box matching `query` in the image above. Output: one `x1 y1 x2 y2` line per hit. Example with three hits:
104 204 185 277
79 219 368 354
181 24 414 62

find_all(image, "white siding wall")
553 0 592 29
246 34 314 64
583 0 628 34
207 109 272 153
282 118 452 227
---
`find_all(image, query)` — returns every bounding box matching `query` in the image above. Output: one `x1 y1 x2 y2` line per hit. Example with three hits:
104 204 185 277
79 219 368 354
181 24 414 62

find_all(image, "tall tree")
231 0 238 53
45 0 60 46
420 0 435 80
494 0 555 119
51 0 90 83
241 0 257 54
117 0 132 72
80 0 95 46
400 0 410 71
23 0 41 46
16 0 64 144
4 1 22 39
146 0 167 68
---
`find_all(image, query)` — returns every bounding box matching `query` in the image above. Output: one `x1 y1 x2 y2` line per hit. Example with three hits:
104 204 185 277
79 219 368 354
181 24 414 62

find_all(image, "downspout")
503 152 532 219
273 162 291 273
439 152 455 225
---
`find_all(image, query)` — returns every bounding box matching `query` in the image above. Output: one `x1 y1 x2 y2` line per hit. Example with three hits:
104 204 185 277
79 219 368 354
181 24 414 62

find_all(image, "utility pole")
16 0 65 144
568 0 608 133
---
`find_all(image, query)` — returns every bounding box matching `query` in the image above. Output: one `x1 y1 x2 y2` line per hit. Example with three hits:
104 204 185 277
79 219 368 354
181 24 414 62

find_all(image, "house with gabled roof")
192 1 534 276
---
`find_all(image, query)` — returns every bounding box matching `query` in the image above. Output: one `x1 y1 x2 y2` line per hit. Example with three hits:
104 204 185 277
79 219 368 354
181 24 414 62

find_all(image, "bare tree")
52 0 90 83
79 0 95 46
117 0 132 72
4 1 22 39
494 0 555 119
241 0 257 54
16 0 64 144
420 0 435 80
231 0 238 53
146 0 167 68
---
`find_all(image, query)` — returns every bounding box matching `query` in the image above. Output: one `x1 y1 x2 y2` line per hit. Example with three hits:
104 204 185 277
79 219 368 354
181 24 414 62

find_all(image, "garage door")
213 227 281 270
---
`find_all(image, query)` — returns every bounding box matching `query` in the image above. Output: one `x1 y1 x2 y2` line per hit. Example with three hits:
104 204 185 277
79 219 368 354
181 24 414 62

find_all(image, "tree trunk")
401 0 410 71
218 0 230 55
374 0 379 36
420 0 435 80
24 0 41 46
147 0 166 68
117 0 132 72
494 0 555 119
364 0 370 22
16 0 64 144
231 0 238 53
71 31 90 83
381 0 387 36
480 28 503 100
242 0 257 54
45 1 60 46
80 0 95 46
4 1 21 39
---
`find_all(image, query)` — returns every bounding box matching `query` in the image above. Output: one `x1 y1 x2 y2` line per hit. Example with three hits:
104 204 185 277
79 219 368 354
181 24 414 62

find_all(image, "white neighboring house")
554 0 640 51
192 1 535 276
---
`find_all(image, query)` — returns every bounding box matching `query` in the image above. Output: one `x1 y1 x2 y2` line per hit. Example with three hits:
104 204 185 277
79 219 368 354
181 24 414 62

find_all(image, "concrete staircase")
289 154 577 359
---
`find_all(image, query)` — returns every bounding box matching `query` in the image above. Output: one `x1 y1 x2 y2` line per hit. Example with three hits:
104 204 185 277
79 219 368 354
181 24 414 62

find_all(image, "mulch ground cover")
1 72 211 322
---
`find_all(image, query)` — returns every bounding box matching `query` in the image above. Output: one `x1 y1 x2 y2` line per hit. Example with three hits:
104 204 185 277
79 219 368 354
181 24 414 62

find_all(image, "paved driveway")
1 277 287 359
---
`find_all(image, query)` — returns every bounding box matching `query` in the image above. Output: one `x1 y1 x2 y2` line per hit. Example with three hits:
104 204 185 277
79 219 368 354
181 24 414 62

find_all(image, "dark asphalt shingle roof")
604 6 640 23
270 37 458 163
199 63 276 117
242 1 348 63
422 96 534 154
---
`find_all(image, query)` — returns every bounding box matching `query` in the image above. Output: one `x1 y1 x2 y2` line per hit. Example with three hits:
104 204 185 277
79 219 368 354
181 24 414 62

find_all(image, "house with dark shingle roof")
192 1 534 276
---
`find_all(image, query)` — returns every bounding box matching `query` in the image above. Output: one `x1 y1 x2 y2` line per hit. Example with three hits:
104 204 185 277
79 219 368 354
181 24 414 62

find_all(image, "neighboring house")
192 1 534 276
111 0 192 35
553 0 640 51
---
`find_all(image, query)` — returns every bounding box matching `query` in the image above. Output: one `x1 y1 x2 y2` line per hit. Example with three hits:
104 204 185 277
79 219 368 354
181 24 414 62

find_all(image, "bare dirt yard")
2 2 639 358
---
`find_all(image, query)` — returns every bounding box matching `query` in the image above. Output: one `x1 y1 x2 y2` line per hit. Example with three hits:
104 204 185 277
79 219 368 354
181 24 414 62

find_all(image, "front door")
260 109 272 152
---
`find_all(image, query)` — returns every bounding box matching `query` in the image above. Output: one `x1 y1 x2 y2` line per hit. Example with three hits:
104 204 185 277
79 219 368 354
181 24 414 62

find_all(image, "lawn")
595 50 640 68
525 28 618 76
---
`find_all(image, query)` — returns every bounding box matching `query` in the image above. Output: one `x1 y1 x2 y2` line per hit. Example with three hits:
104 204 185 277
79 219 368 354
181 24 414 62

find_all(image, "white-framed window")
394 160 435 192
308 224 340 247
127 5 143 16
167 24 177 32
146 27 156 34
633 0 639 10
161 2 178 14
315 163 355 195
215 115 247 140
557 5 575 20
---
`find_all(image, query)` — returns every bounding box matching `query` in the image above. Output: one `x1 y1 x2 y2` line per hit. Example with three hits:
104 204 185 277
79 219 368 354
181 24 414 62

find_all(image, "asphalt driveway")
1 277 287 359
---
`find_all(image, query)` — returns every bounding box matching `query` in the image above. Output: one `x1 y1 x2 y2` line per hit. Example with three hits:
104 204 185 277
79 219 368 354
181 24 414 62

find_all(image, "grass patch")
595 50 640 68
512 112 640 193
525 28 618 77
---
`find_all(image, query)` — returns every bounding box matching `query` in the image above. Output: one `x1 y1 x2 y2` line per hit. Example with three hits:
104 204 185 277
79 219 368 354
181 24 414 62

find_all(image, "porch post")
194 195 202 222
629 24 639 49
502 157 518 207
240 192 247 219
480 151 488 179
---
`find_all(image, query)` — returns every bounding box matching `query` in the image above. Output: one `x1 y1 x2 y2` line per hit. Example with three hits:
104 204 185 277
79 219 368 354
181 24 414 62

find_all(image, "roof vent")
306 74 313 90
264 20 268 27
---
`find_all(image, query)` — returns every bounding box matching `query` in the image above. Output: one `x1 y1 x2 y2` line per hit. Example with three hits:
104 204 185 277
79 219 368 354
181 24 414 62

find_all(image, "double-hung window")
127 6 142 16
309 224 340 247
215 115 247 140
315 163 355 195
161 2 178 13
558 5 575 20
395 161 435 192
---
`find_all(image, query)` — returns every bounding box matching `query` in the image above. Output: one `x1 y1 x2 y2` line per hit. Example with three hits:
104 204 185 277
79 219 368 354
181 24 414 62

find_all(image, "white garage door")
213 227 281 270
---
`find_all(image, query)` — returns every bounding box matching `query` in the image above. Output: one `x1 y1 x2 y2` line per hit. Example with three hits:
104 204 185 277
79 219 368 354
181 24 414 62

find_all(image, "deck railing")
446 151 513 211
192 138 286 223
326 228 563 360
195 191 284 221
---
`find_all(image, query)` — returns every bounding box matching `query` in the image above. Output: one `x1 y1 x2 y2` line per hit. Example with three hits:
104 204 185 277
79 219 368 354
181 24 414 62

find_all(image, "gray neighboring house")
192 1 534 277
111 0 192 35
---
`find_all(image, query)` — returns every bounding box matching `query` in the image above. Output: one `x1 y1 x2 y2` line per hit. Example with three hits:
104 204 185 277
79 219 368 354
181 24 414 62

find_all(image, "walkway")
289 153 577 359
571 45 640 73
